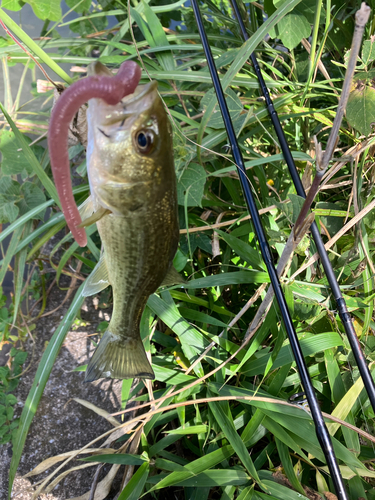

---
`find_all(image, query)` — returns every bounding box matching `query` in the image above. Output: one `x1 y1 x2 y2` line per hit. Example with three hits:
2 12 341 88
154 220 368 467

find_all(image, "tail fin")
85 330 154 382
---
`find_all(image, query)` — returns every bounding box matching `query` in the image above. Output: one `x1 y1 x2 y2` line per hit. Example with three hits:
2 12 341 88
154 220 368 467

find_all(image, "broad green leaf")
289 281 325 302
240 332 344 376
319 465 375 480
0 196 18 224
0 176 20 223
208 400 260 482
346 80 375 135
294 0 323 23
0 103 60 206
262 416 309 461
0 179 46 223
118 461 149 500
154 458 186 472
70 11 107 36
1 0 23 11
65 0 91 14
147 469 251 487
141 0 174 71
0 129 34 176
269 12 311 50
173 119 198 180
263 411 368 472
148 445 235 490
178 307 229 328
275 439 306 495
201 88 243 129
164 425 208 435
153 364 196 385
0 200 53 245
362 39 375 66
24 0 61 20
180 232 212 255
148 292 207 376
177 163 206 207
258 470 310 499
18 183 46 220
316 201 345 236
130 4 173 72
184 270 269 289
327 375 367 436
236 486 254 500
324 349 359 454
213 152 313 177
0 185 88 247
215 230 264 270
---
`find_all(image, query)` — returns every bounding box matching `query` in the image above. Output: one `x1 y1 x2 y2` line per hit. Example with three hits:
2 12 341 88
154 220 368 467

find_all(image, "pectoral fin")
160 266 185 287
82 253 110 297
78 205 111 228
78 196 94 221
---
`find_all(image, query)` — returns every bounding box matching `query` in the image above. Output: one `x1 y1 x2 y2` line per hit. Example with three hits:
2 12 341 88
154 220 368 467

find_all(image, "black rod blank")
230 0 375 413
190 1 348 498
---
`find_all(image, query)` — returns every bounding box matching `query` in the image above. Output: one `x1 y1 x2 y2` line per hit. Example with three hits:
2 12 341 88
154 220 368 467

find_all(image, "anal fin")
160 266 185 287
83 253 110 297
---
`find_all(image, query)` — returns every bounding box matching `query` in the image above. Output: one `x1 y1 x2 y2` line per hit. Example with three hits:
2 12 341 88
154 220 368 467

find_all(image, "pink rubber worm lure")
48 61 142 247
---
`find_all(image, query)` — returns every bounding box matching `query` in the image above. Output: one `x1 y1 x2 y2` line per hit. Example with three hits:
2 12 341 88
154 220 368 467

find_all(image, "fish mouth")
121 80 158 105
101 80 159 126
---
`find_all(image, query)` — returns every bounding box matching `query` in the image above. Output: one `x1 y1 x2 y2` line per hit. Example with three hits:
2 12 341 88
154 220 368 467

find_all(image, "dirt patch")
1 279 126 500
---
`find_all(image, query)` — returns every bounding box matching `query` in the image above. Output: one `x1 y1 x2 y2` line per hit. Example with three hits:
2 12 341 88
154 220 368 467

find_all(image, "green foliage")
0 347 28 445
0 178 46 223
0 0 375 499
177 162 206 207
267 0 319 50
347 75 375 136
1 0 62 20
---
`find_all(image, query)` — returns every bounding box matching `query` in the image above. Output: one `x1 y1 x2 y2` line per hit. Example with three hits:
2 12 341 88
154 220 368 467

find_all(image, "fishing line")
191 0 349 498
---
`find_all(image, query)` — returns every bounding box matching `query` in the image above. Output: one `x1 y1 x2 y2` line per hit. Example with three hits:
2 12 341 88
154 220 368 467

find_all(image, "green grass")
0 0 375 499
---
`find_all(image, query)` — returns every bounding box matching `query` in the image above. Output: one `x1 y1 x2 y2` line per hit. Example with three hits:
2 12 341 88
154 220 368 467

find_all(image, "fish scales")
97 194 178 338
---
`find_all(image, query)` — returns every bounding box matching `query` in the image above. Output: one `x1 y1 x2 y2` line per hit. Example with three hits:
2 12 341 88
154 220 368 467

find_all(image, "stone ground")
0 278 130 500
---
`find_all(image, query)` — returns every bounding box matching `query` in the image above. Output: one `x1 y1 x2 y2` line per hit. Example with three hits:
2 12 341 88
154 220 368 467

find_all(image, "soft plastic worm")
48 61 142 247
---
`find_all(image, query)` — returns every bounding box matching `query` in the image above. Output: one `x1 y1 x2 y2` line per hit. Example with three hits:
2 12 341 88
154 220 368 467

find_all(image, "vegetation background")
0 0 375 498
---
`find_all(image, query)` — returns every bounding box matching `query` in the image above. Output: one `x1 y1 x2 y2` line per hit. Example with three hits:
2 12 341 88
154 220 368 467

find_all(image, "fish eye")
134 129 155 154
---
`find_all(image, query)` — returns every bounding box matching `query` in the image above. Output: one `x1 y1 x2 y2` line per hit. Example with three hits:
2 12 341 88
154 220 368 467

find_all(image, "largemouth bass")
49 61 179 381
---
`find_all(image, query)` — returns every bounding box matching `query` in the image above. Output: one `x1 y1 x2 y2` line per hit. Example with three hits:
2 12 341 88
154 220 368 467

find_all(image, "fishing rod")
230 0 375 413
190 1 348 498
